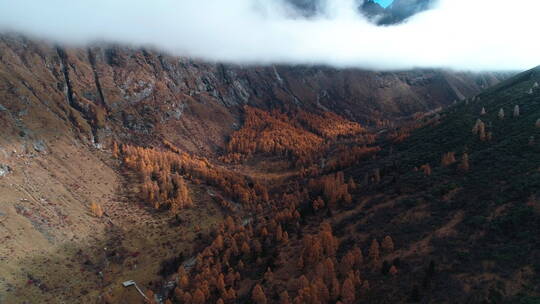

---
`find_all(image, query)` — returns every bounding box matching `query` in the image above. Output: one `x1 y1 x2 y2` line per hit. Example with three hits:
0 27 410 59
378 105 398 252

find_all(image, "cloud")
0 0 538 71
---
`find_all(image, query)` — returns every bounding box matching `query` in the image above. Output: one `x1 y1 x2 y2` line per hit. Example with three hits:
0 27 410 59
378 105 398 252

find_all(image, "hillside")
335 66 540 303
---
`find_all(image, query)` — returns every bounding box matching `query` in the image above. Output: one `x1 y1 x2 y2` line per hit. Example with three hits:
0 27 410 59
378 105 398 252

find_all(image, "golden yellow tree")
112 141 119 158
91 202 104 217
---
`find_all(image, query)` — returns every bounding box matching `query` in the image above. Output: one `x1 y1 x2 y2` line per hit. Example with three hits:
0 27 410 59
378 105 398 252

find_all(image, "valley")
0 34 538 304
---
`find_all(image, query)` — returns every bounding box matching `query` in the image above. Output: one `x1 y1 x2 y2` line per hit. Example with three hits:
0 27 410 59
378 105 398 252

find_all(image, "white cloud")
0 0 538 71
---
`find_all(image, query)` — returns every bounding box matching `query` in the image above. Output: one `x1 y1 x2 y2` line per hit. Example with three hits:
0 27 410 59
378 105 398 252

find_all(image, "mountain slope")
0 35 508 153
337 66 540 303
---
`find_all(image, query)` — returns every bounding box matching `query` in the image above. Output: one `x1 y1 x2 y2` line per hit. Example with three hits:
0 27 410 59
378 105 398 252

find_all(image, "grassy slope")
351 66 540 303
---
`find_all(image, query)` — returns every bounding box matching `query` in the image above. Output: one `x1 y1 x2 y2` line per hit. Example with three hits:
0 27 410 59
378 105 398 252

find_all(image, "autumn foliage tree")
369 239 381 264
192 289 205 304
312 197 325 211
459 152 470 172
308 172 353 208
381 236 395 253
341 278 356 304
420 164 432 176
252 284 268 304
226 106 325 166
299 223 339 268
389 265 398 276
90 202 104 217
322 145 380 173
296 110 365 139
472 119 486 141
112 141 119 159
119 142 268 212
441 152 456 167
225 106 372 168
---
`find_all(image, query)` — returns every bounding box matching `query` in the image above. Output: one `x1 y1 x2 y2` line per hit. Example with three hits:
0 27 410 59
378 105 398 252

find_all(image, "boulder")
0 164 12 177
33 140 47 153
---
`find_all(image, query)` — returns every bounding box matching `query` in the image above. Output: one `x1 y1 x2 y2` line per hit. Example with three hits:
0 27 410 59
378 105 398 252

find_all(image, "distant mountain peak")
285 0 434 25
378 0 434 25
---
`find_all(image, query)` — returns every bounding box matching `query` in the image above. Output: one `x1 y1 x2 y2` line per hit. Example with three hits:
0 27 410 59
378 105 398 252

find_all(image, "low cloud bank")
0 0 538 71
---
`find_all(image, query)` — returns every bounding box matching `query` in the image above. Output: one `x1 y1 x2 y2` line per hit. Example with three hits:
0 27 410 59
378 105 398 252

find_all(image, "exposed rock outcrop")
0 34 510 155
0 163 11 177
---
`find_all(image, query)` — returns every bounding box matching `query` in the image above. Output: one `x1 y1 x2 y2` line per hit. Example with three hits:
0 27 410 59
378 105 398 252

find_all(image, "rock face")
361 0 386 19
0 164 10 177
33 140 46 153
0 34 509 154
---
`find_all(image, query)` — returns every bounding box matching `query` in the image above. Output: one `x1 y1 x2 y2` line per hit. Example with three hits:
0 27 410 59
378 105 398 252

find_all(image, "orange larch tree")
341 278 356 304
381 235 395 253
459 152 470 172
252 284 268 304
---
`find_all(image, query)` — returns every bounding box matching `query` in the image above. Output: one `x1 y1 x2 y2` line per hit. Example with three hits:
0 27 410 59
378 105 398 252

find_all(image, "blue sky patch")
374 0 394 8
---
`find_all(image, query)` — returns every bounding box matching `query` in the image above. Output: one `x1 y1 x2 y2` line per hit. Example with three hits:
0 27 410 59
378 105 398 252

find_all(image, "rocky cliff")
0 34 508 155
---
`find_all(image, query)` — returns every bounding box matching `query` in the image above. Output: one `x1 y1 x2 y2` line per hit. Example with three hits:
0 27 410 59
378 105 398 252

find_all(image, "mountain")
286 0 435 25
0 34 529 304
378 0 434 25
0 35 506 153
361 0 387 19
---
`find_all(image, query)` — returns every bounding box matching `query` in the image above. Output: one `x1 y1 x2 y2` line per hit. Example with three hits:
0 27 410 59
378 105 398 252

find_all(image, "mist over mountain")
378 0 434 24
0 0 538 70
